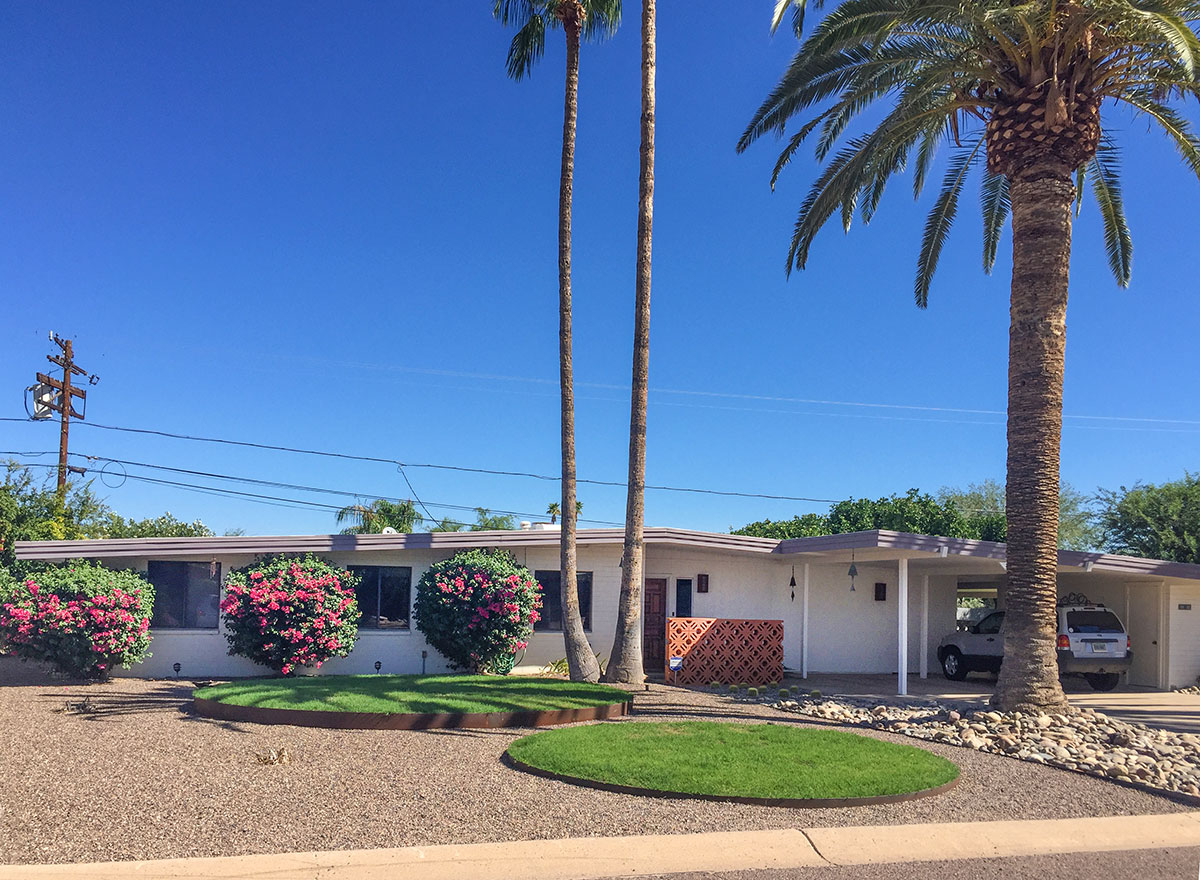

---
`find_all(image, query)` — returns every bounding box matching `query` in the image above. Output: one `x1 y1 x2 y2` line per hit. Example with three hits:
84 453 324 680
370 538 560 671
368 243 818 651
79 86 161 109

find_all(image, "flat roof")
15 527 1200 581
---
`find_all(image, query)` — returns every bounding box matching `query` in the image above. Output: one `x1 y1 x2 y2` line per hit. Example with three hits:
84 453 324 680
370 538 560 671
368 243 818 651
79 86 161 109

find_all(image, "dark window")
675 578 693 617
976 612 1005 634
1066 610 1124 633
349 566 412 629
534 570 592 631
147 561 221 629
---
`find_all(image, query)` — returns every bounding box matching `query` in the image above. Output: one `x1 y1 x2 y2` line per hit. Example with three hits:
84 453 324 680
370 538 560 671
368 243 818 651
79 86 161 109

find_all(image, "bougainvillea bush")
0 561 155 679
221 554 360 675
414 548 541 673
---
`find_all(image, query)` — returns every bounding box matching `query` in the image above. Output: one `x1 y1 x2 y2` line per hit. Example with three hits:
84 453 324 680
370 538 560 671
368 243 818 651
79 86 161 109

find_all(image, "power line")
191 355 1200 426
5 452 627 526
2 418 841 504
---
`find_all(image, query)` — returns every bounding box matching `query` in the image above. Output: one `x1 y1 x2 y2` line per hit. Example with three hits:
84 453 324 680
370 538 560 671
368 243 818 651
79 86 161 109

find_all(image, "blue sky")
2 1 1197 536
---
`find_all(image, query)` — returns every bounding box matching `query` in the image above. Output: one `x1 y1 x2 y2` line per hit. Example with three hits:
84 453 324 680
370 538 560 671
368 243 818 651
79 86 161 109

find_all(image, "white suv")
937 600 1131 691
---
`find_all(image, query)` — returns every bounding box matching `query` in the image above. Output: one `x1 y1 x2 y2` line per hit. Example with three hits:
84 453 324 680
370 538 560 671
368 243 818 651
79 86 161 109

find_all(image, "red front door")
643 578 667 674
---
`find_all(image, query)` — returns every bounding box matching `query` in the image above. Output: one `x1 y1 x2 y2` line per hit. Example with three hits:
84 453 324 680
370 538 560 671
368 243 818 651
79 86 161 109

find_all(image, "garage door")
1126 583 1163 688
1169 583 1200 689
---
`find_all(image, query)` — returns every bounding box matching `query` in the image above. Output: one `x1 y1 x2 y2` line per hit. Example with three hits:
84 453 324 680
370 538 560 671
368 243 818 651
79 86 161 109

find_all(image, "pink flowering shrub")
0 562 154 679
413 549 541 673
220 554 360 675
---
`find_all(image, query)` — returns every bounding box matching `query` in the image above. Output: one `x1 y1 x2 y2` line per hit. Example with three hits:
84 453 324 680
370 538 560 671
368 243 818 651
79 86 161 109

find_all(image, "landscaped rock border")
192 695 631 730
501 751 960 809
767 694 1200 804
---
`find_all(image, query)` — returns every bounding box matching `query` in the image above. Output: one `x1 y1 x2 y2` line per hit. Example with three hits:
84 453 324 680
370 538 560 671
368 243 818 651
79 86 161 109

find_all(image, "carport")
774 531 1200 695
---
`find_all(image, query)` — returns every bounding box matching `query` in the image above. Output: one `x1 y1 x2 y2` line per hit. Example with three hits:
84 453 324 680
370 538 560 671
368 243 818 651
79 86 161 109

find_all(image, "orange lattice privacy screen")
665 618 784 686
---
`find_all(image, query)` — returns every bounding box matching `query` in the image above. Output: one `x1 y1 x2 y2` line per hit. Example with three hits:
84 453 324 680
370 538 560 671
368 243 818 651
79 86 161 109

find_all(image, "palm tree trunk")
558 6 600 684
994 163 1073 713
605 0 656 685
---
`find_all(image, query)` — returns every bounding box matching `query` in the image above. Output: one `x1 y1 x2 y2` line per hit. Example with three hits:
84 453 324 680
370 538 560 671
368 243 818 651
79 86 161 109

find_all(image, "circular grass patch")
192 674 632 729
505 721 959 805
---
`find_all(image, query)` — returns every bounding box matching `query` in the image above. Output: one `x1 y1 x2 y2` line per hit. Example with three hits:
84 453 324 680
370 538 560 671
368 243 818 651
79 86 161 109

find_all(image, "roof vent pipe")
520 521 532 531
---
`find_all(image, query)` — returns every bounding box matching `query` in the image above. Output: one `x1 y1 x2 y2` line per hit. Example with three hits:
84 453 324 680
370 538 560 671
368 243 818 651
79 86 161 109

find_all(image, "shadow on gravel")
38 683 195 721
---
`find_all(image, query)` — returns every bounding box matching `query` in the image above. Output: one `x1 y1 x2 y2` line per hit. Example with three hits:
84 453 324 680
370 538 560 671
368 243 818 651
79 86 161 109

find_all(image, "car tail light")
1056 634 1070 650
1127 636 1131 651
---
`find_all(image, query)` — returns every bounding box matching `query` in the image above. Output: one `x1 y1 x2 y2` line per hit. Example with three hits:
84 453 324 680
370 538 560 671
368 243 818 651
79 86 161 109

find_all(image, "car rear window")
1066 610 1124 634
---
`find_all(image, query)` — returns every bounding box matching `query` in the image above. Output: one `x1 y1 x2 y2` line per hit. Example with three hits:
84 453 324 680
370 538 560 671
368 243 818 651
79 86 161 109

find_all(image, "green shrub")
0 562 154 678
710 679 721 689
778 687 790 698
810 689 822 698
414 549 541 673
221 554 360 675
747 687 759 698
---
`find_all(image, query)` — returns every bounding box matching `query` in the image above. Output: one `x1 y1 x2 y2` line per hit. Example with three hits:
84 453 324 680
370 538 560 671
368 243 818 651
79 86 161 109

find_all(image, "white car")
937 601 1131 691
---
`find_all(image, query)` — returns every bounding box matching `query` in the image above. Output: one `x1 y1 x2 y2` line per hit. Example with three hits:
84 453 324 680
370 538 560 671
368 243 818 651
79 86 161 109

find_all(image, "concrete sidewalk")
3 812 1198 880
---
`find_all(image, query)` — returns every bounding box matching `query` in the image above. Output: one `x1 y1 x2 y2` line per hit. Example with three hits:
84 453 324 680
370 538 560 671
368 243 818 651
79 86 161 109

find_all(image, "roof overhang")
774 530 1200 581
15 527 1200 582
13 527 780 562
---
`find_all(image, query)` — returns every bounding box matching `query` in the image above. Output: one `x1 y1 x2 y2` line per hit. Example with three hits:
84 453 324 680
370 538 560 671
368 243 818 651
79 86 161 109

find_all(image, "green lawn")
506 721 959 801
193 674 631 715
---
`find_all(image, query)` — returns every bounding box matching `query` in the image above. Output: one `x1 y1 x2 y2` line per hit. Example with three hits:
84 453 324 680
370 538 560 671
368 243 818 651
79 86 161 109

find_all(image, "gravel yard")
0 674 1190 866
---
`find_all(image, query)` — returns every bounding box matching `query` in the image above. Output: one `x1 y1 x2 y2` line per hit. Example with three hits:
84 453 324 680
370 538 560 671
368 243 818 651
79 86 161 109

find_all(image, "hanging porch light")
789 565 797 602
848 550 858 591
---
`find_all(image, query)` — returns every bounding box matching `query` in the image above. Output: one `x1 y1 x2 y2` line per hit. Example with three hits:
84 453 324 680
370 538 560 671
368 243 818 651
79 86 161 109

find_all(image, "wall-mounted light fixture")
421 649 428 675
374 660 382 673
789 565 797 602
172 662 181 677
848 550 858 591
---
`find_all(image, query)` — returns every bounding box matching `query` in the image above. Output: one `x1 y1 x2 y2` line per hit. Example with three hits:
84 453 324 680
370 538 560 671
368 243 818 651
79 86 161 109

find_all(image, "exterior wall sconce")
789 565 797 602
172 662 181 677
374 660 382 673
848 551 858 591
421 649 428 675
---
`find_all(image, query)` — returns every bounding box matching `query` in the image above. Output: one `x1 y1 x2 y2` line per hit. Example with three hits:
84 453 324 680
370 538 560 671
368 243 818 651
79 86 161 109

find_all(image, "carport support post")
801 563 810 679
920 574 929 679
897 558 909 696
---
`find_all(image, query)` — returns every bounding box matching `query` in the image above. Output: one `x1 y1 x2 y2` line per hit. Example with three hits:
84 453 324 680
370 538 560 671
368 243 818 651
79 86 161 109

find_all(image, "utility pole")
31 333 96 501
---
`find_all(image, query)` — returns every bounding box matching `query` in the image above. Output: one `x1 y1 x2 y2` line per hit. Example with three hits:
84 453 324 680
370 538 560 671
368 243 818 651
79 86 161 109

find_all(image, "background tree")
1097 474 1200 563
494 0 621 683
547 501 561 523
606 0 656 684
938 480 1099 549
470 508 518 531
103 512 214 539
739 0 1200 711
334 499 422 535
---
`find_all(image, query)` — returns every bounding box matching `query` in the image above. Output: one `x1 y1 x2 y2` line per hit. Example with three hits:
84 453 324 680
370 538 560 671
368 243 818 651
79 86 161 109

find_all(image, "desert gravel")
0 668 1189 866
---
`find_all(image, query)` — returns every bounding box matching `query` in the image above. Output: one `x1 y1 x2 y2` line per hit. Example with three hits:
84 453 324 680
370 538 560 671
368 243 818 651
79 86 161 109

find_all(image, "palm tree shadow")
39 683 196 722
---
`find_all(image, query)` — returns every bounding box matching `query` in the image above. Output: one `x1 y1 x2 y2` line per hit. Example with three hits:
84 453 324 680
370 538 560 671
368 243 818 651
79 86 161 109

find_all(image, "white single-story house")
13 526 1200 692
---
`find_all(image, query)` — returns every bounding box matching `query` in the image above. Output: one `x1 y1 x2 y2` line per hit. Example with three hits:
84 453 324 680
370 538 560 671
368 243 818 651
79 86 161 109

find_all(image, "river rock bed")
770 694 1200 799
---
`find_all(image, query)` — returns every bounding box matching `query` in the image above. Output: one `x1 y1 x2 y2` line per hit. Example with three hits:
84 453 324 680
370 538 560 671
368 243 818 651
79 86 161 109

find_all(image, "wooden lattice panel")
665 617 784 686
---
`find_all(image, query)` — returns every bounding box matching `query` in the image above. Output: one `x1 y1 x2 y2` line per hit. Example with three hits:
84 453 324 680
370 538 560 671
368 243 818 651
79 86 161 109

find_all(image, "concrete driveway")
785 672 1200 735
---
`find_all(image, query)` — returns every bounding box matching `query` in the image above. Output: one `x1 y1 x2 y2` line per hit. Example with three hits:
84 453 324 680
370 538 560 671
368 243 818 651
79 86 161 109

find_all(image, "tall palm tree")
494 0 621 683
547 501 561 523
605 0 657 684
335 499 421 535
741 0 1200 711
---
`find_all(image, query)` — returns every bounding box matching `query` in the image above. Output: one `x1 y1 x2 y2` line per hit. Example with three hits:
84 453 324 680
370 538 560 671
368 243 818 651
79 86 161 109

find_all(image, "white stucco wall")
1169 582 1200 689
109 545 625 679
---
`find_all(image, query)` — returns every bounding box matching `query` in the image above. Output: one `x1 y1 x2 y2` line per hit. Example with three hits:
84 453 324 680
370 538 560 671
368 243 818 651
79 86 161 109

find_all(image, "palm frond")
915 139 983 307
772 0 821 37
1088 142 1134 287
980 169 1010 273
505 14 546 80
1118 90 1200 182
